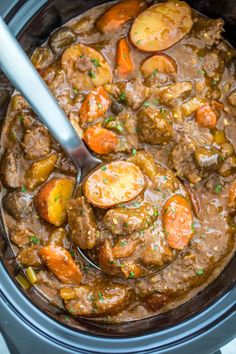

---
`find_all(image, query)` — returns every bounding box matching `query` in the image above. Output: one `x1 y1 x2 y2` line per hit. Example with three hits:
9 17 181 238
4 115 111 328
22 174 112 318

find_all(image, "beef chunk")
104 109 138 152
61 280 131 316
3 190 32 220
105 78 151 109
145 293 168 311
17 245 42 267
160 81 192 105
10 228 35 247
22 126 51 160
191 17 224 48
202 50 224 78
137 106 173 145
140 234 173 267
0 150 22 188
104 202 157 236
68 196 98 249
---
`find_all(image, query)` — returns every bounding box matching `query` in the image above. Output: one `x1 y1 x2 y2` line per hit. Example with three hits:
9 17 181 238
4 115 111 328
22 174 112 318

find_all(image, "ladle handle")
0 16 95 173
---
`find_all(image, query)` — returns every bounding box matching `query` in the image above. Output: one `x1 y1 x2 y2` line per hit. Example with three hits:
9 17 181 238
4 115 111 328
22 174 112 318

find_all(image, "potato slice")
39 245 82 284
83 161 145 208
130 0 193 52
96 0 146 33
35 178 75 226
25 154 58 190
141 54 177 78
61 43 112 90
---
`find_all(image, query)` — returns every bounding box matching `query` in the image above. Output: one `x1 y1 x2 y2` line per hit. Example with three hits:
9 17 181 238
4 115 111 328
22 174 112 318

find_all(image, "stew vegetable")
1 0 236 323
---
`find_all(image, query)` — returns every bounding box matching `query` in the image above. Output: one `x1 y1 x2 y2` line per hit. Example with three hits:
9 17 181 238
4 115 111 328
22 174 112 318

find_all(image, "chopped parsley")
116 124 124 133
98 291 104 302
133 202 141 208
153 69 159 76
104 116 115 124
30 236 40 245
129 271 135 278
211 79 218 86
120 240 128 247
196 268 205 276
98 103 102 109
124 222 129 228
154 209 159 217
191 223 196 233
143 101 151 107
70 250 75 257
103 178 109 184
214 184 222 194
118 92 126 102
54 195 60 202
73 88 78 94
91 58 101 67
132 148 137 156
136 39 142 45
197 69 206 75
88 70 96 78
153 245 158 250
101 165 107 171
21 186 27 193
18 115 24 122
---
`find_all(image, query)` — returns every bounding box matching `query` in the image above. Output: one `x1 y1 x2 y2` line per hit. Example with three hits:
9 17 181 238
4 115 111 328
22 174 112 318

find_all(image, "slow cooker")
0 1 235 353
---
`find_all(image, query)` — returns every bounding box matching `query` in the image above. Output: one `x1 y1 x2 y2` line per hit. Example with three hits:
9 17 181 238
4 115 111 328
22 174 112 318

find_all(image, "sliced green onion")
26 266 38 284
15 273 31 290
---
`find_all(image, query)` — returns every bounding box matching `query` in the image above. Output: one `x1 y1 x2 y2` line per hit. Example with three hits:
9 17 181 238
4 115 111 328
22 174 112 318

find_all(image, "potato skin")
26 154 58 190
130 1 193 52
83 161 145 208
39 245 82 284
35 178 75 226
141 54 177 78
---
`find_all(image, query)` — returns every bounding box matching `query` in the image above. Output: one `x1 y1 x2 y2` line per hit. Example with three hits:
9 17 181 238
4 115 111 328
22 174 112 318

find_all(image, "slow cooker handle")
0 16 100 177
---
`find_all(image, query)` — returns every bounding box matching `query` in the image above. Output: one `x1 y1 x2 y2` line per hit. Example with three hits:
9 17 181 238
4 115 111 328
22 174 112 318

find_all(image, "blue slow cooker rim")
0 1 236 353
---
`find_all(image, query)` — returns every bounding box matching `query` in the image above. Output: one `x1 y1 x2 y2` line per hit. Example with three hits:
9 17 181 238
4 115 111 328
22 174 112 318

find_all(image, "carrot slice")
162 194 194 250
84 161 145 208
96 0 146 33
83 125 118 154
79 87 110 126
116 38 133 75
195 104 217 129
39 245 82 284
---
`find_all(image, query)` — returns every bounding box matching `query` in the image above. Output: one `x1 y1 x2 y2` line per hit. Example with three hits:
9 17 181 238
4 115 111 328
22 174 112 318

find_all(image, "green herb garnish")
88 70 96 78
30 236 40 245
143 101 151 107
116 124 124 133
21 186 27 193
98 291 104 302
91 58 101 67
101 166 107 171
129 271 135 278
214 184 222 194
18 115 24 122
104 116 115 124
118 92 126 102
132 148 137 156
196 268 205 276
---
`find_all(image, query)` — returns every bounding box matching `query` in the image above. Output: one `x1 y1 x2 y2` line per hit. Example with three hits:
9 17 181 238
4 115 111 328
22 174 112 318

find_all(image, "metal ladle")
0 17 101 270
